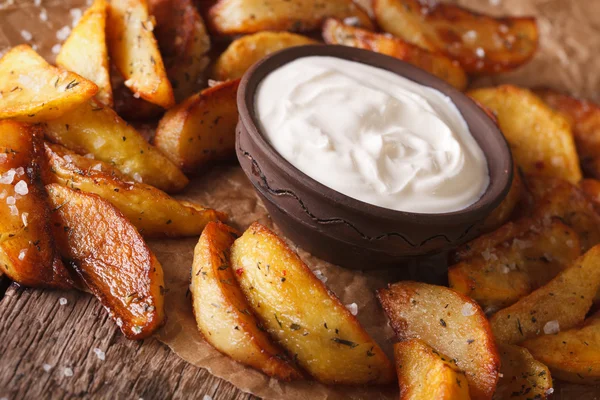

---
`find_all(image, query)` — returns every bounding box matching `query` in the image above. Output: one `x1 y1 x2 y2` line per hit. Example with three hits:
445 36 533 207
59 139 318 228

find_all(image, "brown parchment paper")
2 0 600 398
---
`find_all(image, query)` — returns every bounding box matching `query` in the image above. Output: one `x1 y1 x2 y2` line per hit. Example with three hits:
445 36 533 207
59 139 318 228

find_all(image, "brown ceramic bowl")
236 45 512 269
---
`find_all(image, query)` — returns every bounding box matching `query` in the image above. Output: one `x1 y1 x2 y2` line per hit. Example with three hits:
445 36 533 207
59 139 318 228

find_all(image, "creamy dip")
255 56 489 213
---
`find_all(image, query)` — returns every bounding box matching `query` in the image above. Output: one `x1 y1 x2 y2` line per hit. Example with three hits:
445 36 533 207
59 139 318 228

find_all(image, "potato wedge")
230 222 394 385
191 222 303 380
480 164 522 233
43 99 188 193
322 19 468 91
47 183 164 339
581 178 600 213
377 282 499 400
469 86 581 183
56 0 112 107
0 121 72 289
154 79 239 172
149 0 211 102
212 32 316 81
494 344 553 399
490 244 600 344
106 0 174 108
207 0 373 35
522 313 600 385
372 0 538 74
449 218 580 312
394 339 470 400
44 143 224 237
535 88 600 179
112 82 164 121
0 45 98 122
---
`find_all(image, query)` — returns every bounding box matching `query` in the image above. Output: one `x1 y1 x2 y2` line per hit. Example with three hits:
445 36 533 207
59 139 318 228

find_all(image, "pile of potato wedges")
2 0 600 397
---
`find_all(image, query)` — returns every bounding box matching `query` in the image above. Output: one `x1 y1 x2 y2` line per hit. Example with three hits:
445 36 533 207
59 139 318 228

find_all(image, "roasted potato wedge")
230 222 395 385
322 19 468 91
394 339 470 400
56 0 112 107
469 86 581 183
212 32 316 81
490 244 600 344
522 313 600 385
154 79 239 172
43 99 188 193
0 45 98 122
106 0 174 108
0 121 71 289
149 0 211 102
449 218 580 312
191 222 303 380
377 282 499 400
207 0 373 35
47 183 165 339
480 164 522 233
494 344 553 400
535 88 600 179
44 143 224 237
372 0 538 74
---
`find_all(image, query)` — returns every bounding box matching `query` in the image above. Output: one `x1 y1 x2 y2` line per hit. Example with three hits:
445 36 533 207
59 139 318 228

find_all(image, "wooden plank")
0 284 257 400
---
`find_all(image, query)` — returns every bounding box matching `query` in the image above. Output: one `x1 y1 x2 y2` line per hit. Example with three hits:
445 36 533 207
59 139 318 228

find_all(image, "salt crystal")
0 154 5 164
207 79 218 88
124 78 134 87
343 16 360 26
475 47 486 58
461 302 477 316
63 155 73 163
14 180 28 195
133 173 143 183
543 320 560 335
203 395 213 400
133 92 141 99
59 297 68 306
0 169 16 184
313 270 327 283
91 164 102 171
481 249 497 261
9 205 18 216
489 0 501 5
93 347 106 361
39 8 48 21
345 303 358 316
15 167 24 175
500 265 511 274
498 373 504 378
34 0 42 6
0 190 6 199
42 363 52 372
64 367 74 377
22 212 28 227
94 137 106 148
551 156 563 167
21 30 33 41
545 388 554 395
462 30 477 42
18 248 27 261
84 153 95 159
51 44 62 54
70 8 83 27
6 196 15 205
56 26 72 41
499 24 509 34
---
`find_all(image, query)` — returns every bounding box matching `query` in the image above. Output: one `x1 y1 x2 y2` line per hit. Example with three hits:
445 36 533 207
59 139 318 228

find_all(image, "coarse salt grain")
9 205 18 216
461 302 477 316
207 79 218 88
39 8 48 21
133 92 141 99
481 249 497 261
543 320 560 335
345 302 358 316
91 164 102 171
94 136 106 148
18 248 27 261
313 270 327 283
545 388 554 395
70 8 83 26
84 153 95 159
0 169 16 184
343 16 360 26
64 367 74 377
22 212 28 227
489 0 501 5
21 30 33 41
0 190 6 199
93 347 106 361
133 173 143 183
475 47 486 58
203 395 213 400
59 297 68 306
51 44 62 54
124 78 134 87
499 24 509 34
15 167 24 175
462 30 477 42
500 264 511 274
56 25 72 41
34 0 42 6
6 196 15 205
15 180 28 195
42 363 52 372
0 153 6 163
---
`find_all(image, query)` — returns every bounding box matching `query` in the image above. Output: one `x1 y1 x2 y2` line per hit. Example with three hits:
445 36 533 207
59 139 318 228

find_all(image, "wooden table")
0 280 256 399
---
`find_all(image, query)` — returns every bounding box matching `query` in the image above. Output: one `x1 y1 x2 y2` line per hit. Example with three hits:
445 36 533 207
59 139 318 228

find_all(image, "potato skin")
494 344 552 399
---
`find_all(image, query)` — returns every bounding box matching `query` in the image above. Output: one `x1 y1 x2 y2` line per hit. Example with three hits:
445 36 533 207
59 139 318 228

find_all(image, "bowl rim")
237 44 513 225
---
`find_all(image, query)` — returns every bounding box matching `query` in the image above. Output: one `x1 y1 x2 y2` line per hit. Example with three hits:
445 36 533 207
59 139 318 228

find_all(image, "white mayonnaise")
255 56 489 214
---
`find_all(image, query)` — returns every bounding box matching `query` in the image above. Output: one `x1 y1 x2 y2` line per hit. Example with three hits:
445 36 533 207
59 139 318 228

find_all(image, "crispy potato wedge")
154 79 239 172
47 183 165 339
106 0 174 108
490 245 600 344
0 121 71 289
494 344 552 399
44 143 224 237
377 282 499 400
449 218 581 312
469 86 581 183
322 19 468 91
480 164 522 233
230 222 395 385
43 99 188 193
212 32 316 81
0 45 98 122
149 0 211 102
56 0 112 107
191 222 303 380
394 339 471 400
522 313 600 385
372 0 538 74
207 0 373 35
535 88 600 179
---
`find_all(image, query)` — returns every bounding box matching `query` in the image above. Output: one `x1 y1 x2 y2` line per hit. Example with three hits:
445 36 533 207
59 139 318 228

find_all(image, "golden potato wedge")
522 313 600 385
47 183 164 339
191 222 303 380
377 282 500 400
0 45 98 122
490 244 600 344
480 164 522 233
0 121 72 289
43 99 188 193
213 32 316 81
149 0 211 102
449 218 581 312
372 0 538 74
230 222 394 385
494 344 553 400
394 339 471 400
322 19 468 91
56 0 112 107
469 86 581 183
154 79 239 172
44 143 224 237
106 0 174 108
207 0 373 35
